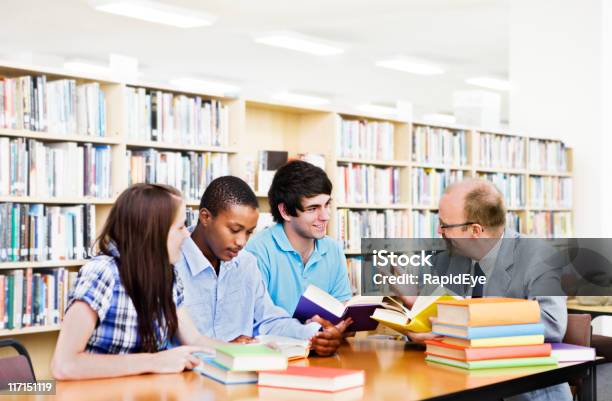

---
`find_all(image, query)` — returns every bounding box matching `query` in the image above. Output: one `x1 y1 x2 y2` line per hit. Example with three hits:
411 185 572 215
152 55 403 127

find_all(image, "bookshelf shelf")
528 171 572 177
411 205 439 210
0 196 115 205
529 207 572 212
336 157 409 167
336 203 409 210
0 62 575 378
125 140 238 154
0 325 61 337
411 162 472 171
475 167 527 175
0 128 121 145
0 260 87 270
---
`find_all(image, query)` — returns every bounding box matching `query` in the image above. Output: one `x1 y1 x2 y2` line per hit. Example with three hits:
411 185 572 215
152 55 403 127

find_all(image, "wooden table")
567 299 612 317
5 338 598 401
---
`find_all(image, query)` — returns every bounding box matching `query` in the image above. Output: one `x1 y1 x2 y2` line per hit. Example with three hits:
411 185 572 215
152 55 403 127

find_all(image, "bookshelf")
0 61 574 378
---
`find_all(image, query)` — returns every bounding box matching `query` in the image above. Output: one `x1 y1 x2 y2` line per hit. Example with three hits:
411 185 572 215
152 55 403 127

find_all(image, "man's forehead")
301 194 331 206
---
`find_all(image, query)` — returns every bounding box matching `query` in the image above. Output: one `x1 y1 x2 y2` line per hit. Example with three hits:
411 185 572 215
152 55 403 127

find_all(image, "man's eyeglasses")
439 221 478 230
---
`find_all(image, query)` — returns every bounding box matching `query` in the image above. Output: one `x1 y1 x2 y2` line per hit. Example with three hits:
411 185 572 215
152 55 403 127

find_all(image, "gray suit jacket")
430 229 571 401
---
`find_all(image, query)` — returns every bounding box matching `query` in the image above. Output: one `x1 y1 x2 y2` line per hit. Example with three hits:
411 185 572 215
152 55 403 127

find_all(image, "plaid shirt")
67 248 184 354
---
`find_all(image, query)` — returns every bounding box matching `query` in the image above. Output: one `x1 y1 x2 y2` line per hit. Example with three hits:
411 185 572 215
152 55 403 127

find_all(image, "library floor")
597 363 611 400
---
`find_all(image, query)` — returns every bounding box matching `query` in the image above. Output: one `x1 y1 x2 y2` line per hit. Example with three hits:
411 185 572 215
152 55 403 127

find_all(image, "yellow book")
441 334 545 348
371 288 460 333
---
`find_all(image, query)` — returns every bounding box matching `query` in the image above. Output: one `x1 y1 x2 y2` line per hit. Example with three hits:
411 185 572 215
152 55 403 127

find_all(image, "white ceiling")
1 0 510 119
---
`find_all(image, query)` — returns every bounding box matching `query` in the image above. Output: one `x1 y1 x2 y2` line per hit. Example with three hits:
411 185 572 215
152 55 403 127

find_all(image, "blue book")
432 322 545 339
194 356 258 385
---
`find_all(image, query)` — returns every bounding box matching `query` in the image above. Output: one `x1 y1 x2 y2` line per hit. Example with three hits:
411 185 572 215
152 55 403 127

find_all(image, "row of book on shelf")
336 117 395 161
125 87 229 147
335 209 410 250
412 126 468 166
0 203 96 263
411 168 464 206
0 75 106 136
127 149 229 202
0 267 77 330
335 164 401 205
0 137 112 199
478 133 525 169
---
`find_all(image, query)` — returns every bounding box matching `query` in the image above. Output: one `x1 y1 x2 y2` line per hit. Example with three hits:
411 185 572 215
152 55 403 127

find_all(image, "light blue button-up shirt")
245 223 352 315
174 229 320 342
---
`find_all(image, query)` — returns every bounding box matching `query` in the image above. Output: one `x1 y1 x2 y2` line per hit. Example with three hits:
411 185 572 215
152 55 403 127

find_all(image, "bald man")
406 179 571 401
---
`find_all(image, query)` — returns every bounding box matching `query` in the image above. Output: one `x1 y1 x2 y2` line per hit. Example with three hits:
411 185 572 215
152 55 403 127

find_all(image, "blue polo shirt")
245 223 352 315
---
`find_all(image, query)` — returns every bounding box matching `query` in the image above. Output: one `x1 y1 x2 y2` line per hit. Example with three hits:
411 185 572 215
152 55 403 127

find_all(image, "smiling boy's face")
201 204 259 261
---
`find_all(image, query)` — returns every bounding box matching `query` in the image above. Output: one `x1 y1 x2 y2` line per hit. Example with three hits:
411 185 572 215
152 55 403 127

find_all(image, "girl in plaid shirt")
51 184 221 379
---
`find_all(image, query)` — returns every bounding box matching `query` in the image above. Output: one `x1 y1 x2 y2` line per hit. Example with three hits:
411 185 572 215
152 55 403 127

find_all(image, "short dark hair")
269 160 332 223
199 176 258 216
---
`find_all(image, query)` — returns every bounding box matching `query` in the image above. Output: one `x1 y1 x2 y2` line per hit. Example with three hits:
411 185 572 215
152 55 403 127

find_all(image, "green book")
6 274 14 330
425 355 558 370
214 344 287 372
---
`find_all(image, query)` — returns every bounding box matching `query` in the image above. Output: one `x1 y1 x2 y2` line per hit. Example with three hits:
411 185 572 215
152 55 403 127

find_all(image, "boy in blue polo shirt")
246 160 352 315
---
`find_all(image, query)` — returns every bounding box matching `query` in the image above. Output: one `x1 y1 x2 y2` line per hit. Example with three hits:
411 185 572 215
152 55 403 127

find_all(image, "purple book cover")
550 343 596 361
293 297 380 331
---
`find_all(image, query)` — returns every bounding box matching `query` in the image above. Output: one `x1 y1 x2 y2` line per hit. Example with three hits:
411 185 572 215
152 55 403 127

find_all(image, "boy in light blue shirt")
246 161 352 315
175 176 351 355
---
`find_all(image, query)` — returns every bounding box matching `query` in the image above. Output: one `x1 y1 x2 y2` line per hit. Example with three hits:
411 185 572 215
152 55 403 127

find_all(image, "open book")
256 335 310 361
371 287 461 333
293 285 386 331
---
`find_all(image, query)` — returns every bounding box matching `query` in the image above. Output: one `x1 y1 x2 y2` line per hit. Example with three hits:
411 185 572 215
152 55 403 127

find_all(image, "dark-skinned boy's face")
200 204 259 261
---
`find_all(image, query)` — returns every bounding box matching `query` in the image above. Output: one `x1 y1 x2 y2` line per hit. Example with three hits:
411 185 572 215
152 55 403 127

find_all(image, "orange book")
435 298 540 326
258 366 365 393
425 340 551 361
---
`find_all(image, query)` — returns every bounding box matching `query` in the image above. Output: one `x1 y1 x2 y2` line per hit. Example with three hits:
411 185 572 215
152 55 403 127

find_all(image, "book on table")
255 335 310 361
435 298 541 326
194 357 258 385
214 344 287 371
258 365 365 392
425 340 552 361
371 287 461 333
425 354 557 370
440 335 545 348
431 322 546 339
550 343 596 362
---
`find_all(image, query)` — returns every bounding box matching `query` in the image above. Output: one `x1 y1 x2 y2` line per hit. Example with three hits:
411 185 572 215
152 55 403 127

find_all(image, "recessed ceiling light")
170 78 241 96
91 0 216 28
64 59 111 75
357 103 397 116
376 58 444 76
272 92 330 106
254 31 344 56
465 76 511 91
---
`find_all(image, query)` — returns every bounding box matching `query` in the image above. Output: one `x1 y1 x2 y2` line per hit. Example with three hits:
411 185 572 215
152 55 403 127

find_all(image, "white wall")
509 0 612 236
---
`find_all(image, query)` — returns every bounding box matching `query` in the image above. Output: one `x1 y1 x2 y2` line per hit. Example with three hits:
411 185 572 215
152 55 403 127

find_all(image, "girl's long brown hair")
96 183 182 353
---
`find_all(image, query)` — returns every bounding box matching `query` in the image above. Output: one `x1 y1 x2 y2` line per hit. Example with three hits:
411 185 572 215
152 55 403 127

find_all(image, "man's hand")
404 331 443 344
307 315 353 356
229 335 257 344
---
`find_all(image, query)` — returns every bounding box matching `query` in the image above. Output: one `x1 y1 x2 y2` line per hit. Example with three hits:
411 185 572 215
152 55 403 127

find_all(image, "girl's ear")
199 208 212 227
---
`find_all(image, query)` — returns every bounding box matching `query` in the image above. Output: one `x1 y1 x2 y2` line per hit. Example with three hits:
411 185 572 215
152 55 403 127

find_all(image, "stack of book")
195 344 287 385
426 298 557 369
